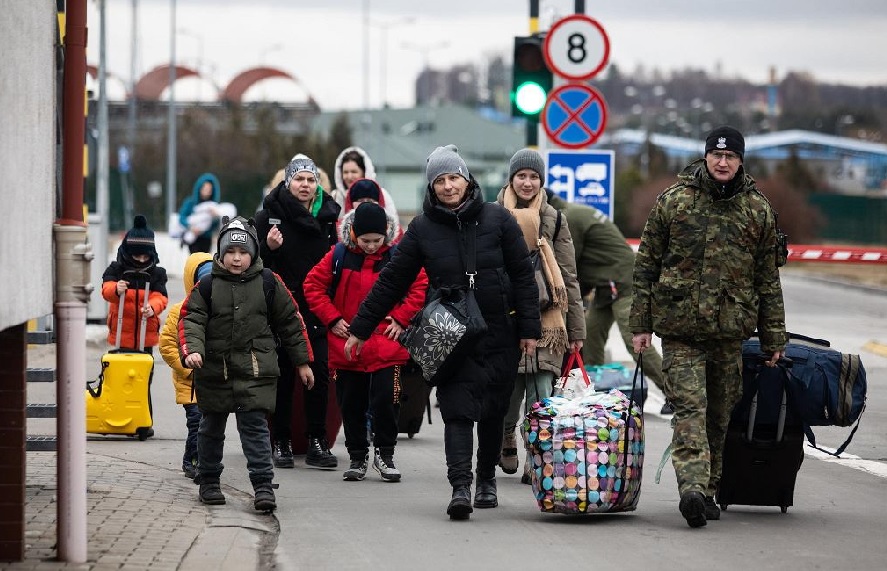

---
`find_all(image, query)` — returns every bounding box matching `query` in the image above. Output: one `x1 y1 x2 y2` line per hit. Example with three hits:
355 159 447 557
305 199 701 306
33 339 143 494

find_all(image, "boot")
473 477 498 508
272 440 294 469
447 485 473 520
253 482 276 512
679 491 707 528
704 496 721 520
199 483 226 506
498 430 519 475
306 437 338 469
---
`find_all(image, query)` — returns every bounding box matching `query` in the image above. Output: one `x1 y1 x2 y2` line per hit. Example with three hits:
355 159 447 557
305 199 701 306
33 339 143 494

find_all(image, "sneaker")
447 486 472 520
660 402 675 415
272 440 295 469
343 455 369 481
199 483 226 506
253 484 276 512
704 496 721 520
679 491 707 528
498 430 519 475
306 438 338 469
373 449 401 482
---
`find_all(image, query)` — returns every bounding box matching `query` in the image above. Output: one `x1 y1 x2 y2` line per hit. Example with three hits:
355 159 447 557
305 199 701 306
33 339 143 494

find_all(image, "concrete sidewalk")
9 451 274 570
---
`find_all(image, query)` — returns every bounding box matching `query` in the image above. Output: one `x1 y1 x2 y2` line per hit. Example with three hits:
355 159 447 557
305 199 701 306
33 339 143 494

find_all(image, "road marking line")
805 446 887 479
863 340 887 357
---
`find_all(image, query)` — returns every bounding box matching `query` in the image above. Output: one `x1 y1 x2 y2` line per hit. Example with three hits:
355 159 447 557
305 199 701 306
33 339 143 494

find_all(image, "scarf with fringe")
503 185 568 349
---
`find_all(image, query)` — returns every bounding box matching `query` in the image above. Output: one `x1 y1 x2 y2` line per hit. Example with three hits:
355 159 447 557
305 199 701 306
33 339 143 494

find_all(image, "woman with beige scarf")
496 149 586 483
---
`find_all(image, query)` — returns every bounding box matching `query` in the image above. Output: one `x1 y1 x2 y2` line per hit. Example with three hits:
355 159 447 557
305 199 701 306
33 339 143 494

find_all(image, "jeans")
271 335 330 442
197 409 274 486
336 366 400 458
182 403 201 468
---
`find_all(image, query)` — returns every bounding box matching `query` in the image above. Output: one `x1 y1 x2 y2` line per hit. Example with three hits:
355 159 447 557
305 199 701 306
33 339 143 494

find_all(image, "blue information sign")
545 149 615 219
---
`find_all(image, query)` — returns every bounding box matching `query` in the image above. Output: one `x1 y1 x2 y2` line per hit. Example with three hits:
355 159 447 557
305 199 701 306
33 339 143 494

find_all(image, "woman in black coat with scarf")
345 145 541 520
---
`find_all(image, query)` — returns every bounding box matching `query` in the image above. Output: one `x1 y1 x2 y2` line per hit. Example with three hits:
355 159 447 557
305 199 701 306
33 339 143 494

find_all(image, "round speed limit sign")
543 15 610 81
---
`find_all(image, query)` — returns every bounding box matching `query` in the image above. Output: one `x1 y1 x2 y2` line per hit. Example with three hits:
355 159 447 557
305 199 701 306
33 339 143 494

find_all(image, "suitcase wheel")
408 432 416 439
720 504 728 511
136 427 151 441
780 506 788 514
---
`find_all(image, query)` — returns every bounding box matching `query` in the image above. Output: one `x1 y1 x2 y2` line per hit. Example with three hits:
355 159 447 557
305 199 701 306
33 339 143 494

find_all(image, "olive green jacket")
547 193 635 296
179 257 312 413
629 160 787 353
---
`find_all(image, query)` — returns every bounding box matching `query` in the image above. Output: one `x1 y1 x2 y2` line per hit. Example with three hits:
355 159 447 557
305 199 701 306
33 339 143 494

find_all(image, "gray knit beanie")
508 148 546 182
217 216 259 260
426 144 470 184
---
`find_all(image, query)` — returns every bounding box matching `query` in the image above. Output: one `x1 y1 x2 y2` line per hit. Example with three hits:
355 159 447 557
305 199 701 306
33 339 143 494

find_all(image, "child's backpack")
197 269 276 317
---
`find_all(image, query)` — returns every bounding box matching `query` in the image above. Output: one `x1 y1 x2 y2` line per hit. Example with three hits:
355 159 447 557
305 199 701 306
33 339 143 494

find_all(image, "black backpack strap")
327 243 347 298
197 274 214 316
552 209 562 242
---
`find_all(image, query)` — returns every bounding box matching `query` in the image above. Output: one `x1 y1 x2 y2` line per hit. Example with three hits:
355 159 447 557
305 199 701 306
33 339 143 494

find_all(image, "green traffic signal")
514 81 547 115
511 34 552 120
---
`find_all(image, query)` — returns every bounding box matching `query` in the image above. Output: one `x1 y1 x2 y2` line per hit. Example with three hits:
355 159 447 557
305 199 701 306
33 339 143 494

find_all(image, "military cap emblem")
716 136 727 149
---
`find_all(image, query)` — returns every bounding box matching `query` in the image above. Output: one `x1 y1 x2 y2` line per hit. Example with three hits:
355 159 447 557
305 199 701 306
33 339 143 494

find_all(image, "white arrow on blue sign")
545 149 615 219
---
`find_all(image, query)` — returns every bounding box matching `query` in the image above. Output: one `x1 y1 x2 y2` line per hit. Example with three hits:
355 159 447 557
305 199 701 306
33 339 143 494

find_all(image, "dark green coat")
548 192 636 296
179 257 312 413
629 160 787 353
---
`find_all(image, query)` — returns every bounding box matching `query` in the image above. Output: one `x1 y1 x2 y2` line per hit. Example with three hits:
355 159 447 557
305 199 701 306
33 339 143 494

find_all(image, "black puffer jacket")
254 182 341 337
350 177 541 348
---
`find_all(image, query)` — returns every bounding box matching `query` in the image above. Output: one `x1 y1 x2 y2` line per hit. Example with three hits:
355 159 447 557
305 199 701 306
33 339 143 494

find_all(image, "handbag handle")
558 349 592 388
458 220 478 288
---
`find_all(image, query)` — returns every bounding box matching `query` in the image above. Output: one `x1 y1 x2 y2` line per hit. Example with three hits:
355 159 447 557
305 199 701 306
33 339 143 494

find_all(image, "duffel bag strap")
804 400 866 457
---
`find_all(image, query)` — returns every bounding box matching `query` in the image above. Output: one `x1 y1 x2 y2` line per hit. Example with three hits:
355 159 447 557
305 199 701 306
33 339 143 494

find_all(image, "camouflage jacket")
629 159 787 353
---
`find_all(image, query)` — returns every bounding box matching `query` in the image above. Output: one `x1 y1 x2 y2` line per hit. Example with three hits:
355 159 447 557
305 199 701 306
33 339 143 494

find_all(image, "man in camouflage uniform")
629 126 787 528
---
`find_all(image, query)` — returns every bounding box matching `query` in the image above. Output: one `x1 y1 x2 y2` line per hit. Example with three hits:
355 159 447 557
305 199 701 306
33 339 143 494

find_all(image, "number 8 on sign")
543 15 610 81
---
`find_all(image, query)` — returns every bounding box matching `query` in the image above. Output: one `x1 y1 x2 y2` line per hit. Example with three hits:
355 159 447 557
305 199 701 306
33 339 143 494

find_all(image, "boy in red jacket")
304 202 428 482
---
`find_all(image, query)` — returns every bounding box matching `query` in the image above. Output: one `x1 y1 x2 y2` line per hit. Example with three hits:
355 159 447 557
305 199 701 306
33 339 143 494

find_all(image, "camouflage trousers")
583 294 666 391
660 338 743 497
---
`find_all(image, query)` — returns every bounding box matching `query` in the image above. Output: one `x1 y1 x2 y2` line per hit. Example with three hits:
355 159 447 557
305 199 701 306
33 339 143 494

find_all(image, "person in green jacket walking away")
179 216 315 512
545 190 668 412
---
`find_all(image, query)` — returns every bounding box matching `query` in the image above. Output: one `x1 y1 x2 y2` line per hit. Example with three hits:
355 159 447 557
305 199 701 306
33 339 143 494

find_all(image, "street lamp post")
374 16 415 108
166 0 177 232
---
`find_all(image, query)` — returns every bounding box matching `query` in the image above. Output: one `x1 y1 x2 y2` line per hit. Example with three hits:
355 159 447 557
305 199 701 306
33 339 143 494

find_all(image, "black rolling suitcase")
398 360 432 438
717 354 804 513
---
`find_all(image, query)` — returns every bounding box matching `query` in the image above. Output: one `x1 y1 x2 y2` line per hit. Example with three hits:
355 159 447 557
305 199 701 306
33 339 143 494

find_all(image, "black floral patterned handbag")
399 222 487 386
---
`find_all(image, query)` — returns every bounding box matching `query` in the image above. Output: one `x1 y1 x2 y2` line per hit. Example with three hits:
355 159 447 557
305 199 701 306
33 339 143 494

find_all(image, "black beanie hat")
705 125 745 159
348 178 382 203
124 215 156 257
352 202 388 237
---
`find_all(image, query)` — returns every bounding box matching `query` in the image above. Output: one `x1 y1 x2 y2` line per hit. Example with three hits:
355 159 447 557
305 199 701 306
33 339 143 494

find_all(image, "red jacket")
304 243 427 373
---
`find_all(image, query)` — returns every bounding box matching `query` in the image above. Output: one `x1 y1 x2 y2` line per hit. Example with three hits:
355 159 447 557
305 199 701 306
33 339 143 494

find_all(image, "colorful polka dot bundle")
523 390 644 514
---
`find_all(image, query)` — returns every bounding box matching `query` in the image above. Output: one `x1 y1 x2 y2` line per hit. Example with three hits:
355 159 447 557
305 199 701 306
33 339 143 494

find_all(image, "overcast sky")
87 0 887 110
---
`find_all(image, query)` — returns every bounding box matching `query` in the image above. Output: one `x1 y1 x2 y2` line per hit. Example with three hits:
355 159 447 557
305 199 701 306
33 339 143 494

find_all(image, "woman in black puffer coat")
346 145 541 520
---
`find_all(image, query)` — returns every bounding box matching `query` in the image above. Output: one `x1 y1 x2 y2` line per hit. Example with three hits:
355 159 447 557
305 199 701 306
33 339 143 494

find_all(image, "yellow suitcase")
86 270 155 440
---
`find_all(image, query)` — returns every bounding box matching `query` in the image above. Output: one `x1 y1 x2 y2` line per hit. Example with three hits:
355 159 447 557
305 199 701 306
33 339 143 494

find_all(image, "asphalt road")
28 270 887 570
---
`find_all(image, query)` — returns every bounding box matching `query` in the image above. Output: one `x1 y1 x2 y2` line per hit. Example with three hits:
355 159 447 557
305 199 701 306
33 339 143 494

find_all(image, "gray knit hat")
426 144 470 184
217 216 259 260
284 155 319 189
508 148 546 182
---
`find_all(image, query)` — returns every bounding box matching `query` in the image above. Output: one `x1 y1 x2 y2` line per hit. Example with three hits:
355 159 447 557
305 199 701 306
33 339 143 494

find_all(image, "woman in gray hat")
345 144 541 520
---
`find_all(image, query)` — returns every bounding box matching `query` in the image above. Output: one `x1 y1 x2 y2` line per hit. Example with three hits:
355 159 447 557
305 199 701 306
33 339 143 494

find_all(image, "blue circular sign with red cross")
542 84 608 149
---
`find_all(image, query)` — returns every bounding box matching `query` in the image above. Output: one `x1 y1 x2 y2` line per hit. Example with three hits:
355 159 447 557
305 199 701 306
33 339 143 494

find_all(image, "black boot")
447 485 473 520
474 477 498 508
199 483 225 505
306 437 338 469
253 482 276 512
272 440 294 469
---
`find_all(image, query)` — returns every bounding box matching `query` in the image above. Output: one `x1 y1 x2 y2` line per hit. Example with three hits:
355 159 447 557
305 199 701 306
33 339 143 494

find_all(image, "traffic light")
511 35 552 120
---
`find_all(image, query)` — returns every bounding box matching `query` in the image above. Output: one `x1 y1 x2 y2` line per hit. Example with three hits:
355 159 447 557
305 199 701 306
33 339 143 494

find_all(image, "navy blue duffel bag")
742 333 867 456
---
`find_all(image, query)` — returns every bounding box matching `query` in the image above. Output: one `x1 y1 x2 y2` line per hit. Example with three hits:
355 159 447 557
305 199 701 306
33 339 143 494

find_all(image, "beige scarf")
503 185 568 349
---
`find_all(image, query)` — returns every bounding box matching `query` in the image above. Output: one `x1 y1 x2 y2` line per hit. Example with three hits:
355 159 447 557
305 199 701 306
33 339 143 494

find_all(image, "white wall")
0 1 56 330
